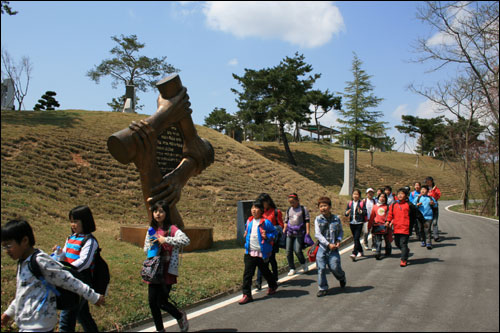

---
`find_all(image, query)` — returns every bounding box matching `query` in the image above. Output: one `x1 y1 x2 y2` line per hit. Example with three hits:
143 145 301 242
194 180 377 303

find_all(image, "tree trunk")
353 135 358 188
280 122 297 166
315 115 320 142
370 151 374 167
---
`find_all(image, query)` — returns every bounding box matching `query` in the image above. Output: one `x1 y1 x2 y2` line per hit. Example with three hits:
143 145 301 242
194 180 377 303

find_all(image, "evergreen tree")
395 115 445 155
204 107 234 133
33 91 60 110
232 52 319 165
338 53 385 184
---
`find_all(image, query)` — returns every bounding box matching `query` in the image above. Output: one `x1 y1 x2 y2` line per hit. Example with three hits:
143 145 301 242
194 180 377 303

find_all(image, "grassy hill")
1 110 337 331
1 109 476 331
244 141 481 200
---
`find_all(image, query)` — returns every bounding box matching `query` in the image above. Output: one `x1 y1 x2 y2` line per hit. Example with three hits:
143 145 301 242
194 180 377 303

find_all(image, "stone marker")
108 74 215 251
339 149 354 196
236 200 254 245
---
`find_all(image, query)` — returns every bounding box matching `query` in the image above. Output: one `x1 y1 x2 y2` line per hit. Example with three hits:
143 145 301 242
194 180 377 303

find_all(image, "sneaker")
267 286 278 295
426 243 433 250
362 243 370 251
177 311 189 332
375 253 382 260
421 241 426 247
317 290 328 297
238 294 253 305
400 260 407 267
356 252 363 258
434 237 441 242
287 269 296 276
350 254 356 262
371 247 377 252
254 281 262 290
302 263 309 272
340 279 346 288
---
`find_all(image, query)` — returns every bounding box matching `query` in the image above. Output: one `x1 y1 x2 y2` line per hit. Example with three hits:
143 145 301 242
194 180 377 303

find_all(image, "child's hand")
430 201 435 205
95 295 106 306
1 313 12 327
346 209 352 215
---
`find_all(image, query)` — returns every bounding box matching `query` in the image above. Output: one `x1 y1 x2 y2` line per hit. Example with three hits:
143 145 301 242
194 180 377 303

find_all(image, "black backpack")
28 249 83 310
80 235 110 295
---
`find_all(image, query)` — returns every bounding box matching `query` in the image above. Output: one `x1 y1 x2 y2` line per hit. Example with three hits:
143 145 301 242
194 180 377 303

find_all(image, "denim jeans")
316 247 345 291
286 235 305 269
373 233 392 255
432 208 439 239
59 298 98 332
394 234 410 261
349 223 364 255
419 219 433 244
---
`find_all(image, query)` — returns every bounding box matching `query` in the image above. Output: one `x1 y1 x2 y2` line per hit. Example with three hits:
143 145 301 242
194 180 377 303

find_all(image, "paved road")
134 201 499 332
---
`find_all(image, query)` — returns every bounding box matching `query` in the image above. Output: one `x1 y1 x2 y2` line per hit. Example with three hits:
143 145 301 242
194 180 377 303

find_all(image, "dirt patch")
71 153 90 167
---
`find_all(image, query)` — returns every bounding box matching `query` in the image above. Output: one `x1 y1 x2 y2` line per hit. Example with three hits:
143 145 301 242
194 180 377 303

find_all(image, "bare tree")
411 1 499 124
1 49 33 110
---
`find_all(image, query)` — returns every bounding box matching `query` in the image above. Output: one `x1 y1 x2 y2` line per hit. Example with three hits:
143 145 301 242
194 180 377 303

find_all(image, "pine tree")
33 91 60 110
338 53 385 184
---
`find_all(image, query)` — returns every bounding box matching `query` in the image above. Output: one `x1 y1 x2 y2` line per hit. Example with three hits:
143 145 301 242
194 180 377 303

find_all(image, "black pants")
242 254 277 296
373 233 392 255
148 283 182 332
256 250 278 284
394 234 410 261
350 223 364 255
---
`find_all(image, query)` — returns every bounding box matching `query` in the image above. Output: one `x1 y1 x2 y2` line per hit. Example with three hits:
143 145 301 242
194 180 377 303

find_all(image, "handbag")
141 255 164 284
307 241 320 263
303 233 314 248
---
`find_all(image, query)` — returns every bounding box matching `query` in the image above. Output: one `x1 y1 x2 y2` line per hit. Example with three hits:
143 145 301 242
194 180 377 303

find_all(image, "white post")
339 150 354 196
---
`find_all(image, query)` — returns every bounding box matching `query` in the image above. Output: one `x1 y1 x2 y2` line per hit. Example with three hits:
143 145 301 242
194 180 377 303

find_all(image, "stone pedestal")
120 225 213 252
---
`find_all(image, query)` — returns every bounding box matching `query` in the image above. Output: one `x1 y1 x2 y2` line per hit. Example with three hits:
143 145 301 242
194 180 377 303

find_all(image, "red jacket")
263 208 284 228
387 200 412 235
428 186 441 201
368 203 389 229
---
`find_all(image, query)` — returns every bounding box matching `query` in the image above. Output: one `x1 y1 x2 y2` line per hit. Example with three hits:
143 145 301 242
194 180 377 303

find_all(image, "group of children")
1 176 442 331
238 175 442 300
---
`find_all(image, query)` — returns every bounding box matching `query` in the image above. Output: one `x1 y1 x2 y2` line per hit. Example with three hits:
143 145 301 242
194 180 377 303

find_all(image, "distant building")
1 78 15 110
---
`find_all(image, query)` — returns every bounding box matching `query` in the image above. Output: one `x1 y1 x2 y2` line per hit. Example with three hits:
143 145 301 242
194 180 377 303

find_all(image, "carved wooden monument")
108 74 214 251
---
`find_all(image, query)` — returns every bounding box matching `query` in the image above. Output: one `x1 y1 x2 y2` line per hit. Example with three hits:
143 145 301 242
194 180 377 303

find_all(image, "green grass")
448 202 499 220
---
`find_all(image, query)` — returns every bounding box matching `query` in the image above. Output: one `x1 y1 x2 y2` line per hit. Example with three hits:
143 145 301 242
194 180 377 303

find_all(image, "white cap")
366 188 374 193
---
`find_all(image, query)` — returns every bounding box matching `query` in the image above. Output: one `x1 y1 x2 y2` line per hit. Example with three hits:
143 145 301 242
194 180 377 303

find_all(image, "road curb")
445 204 499 222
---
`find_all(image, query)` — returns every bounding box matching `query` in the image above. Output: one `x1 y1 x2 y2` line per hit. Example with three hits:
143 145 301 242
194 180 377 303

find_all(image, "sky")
1 1 460 153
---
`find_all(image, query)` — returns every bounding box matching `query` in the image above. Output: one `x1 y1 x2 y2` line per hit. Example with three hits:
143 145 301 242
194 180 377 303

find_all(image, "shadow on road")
272 289 310 299
195 329 238 332
328 285 374 296
280 278 315 288
408 257 443 265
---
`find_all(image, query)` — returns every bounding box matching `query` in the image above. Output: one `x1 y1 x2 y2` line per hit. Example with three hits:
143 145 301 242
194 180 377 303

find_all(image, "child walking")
1 220 105 332
52 205 103 332
368 192 392 260
387 188 417 267
425 176 442 242
345 189 367 261
255 193 284 290
362 188 377 252
143 201 190 333
283 193 310 275
414 185 437 250
314 197 346 297
239 200 278 305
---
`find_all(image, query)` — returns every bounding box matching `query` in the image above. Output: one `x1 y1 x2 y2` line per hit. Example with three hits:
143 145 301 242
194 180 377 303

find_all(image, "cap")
366 188 374 193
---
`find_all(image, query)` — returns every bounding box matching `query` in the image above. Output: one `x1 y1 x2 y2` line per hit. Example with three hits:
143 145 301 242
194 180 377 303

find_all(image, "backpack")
285 205 308 232
80 235 110 295
307 241 320 262
28 249 83 310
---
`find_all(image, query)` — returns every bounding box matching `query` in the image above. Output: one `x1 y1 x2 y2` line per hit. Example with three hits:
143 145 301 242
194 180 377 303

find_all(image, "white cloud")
202 1 345 48
392 104 411 120
426 1 472 47
227 58 238 66
415 99 453 119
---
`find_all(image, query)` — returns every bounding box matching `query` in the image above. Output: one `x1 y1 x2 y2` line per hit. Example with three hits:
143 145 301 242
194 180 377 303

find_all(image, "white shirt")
250 218 261 252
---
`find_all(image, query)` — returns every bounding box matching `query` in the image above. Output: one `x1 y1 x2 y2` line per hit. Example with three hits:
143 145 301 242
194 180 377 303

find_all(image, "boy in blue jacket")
413 185 437 249
239 200 278 304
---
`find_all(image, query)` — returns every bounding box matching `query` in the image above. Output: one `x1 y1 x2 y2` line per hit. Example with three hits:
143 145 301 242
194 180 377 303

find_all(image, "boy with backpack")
413 185 437 249
387 189 418 267
1 220 105 332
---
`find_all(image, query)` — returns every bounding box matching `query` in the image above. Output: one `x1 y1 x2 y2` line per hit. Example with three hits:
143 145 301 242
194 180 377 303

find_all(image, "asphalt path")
134 201 499 332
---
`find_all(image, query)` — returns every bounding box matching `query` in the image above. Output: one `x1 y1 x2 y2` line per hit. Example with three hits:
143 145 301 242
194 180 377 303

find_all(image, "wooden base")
120 225 213 252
